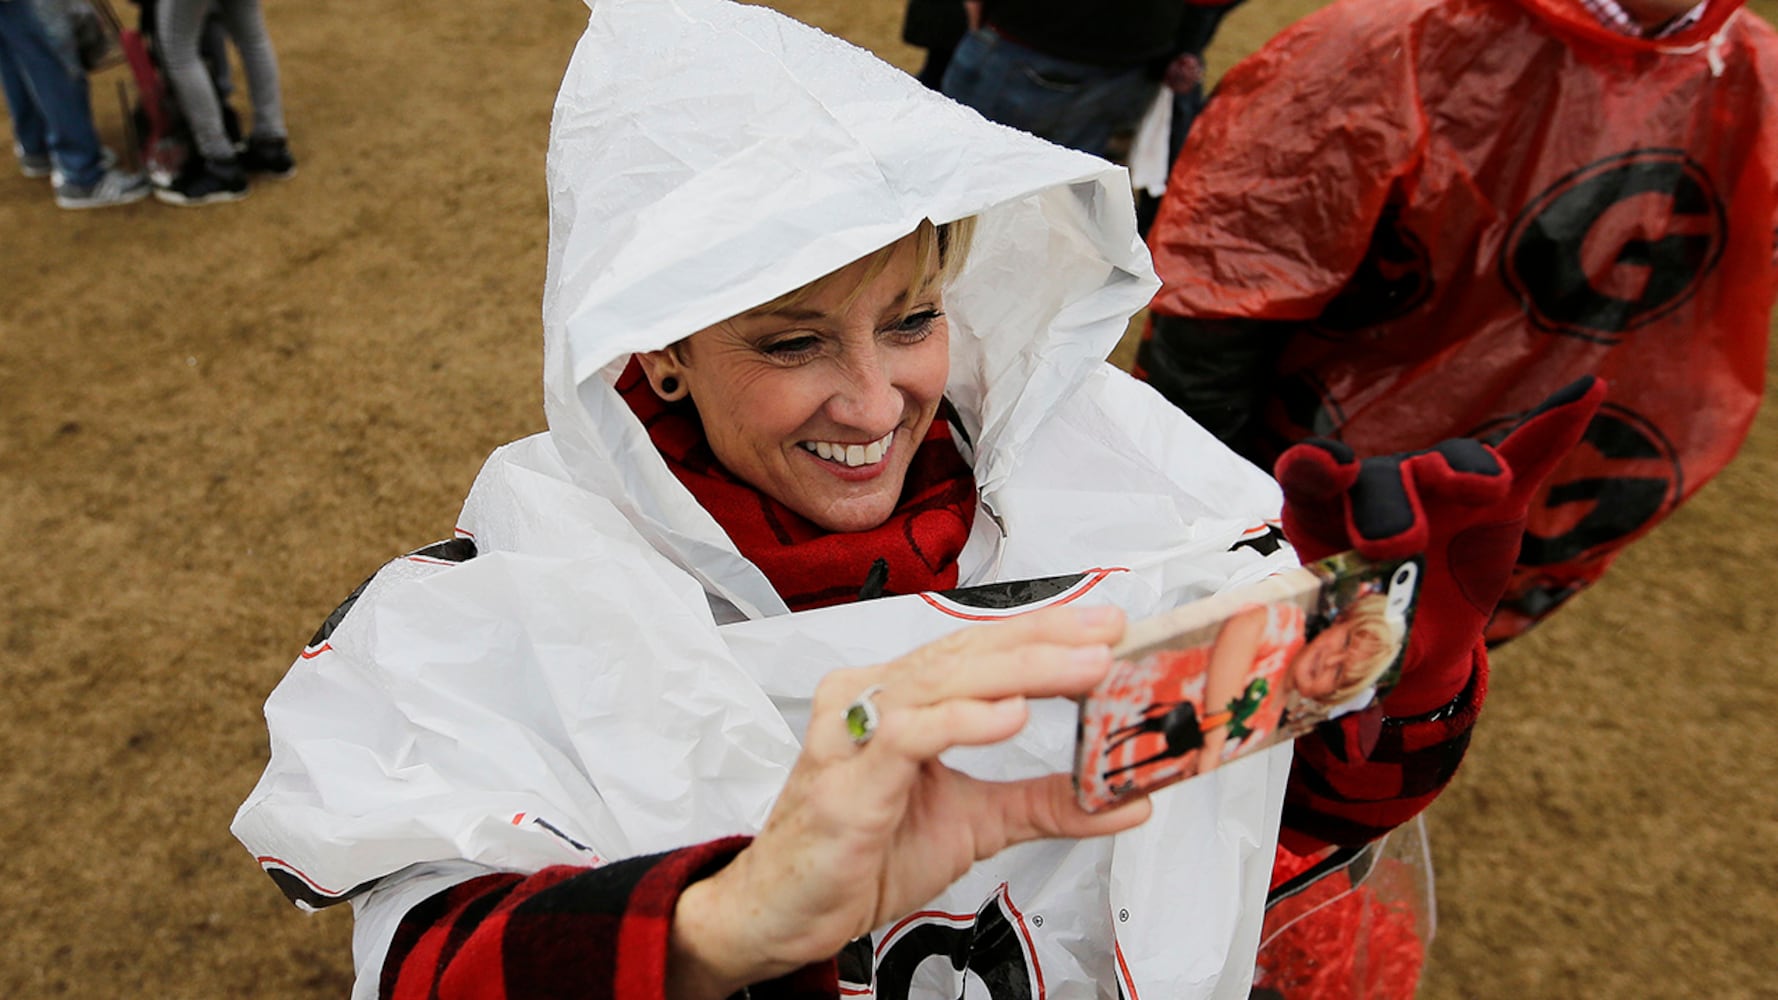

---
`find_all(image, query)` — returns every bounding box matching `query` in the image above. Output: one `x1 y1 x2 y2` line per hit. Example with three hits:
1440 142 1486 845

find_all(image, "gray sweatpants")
157 0 286 160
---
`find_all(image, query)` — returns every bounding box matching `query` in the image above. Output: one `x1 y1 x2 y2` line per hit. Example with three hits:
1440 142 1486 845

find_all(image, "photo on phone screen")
1074 553 1421 812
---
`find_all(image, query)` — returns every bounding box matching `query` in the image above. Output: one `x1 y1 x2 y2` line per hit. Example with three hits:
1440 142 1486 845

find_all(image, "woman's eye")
761 335 821 360
891 309 944 338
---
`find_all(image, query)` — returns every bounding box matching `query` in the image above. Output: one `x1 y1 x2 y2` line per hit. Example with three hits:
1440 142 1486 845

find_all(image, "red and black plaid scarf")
618 358 978 611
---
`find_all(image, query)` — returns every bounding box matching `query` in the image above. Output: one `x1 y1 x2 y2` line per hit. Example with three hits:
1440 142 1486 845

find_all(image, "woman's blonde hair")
753 216 977 316
664 218 976 364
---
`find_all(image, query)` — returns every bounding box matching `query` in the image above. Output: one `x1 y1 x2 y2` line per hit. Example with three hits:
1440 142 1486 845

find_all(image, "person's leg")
936 28 993 110
941 27 1146 160
199 7 241 143
199 7 232 101
154 0 247 202
26 0 82 76
215 0 284 140
0 37 52 172
943 29 1101 149
1041 63 1155 159
212 0 290 176
0 0 102 185
156 0 233 160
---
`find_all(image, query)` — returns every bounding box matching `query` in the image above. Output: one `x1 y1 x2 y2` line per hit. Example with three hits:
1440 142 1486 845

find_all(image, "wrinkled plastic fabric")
229 0 1312 997
1252 815 1436 1000
1148 0 1778 641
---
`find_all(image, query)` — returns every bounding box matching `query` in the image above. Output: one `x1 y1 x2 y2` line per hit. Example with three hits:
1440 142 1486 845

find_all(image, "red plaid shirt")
380 836 838 999
1282 646 1486 852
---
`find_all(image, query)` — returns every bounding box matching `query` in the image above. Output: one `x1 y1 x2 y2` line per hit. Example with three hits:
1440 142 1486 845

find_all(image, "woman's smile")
798 430 896 471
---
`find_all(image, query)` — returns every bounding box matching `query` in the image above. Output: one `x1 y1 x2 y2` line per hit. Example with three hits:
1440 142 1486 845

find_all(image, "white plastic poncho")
232 1 1300 996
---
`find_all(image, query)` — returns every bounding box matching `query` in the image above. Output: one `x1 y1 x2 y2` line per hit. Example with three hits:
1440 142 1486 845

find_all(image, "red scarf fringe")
1254 842 1427 999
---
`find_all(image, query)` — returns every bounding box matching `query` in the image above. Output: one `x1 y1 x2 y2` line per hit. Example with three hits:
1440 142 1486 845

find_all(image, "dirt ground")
2 0 1774 996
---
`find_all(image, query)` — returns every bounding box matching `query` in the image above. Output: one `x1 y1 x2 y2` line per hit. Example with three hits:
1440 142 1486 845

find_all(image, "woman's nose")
828 349 905 431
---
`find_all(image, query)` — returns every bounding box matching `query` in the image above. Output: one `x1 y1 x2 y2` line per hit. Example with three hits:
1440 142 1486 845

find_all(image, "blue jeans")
0 0 103 186
940 26 1158 161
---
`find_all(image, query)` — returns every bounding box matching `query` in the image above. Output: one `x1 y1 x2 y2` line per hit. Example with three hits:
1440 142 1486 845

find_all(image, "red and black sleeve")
1280 649 1486 853
380 836 839 1000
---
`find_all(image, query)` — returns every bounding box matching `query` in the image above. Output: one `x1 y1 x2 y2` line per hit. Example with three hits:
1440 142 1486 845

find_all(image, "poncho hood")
540 0 1159 614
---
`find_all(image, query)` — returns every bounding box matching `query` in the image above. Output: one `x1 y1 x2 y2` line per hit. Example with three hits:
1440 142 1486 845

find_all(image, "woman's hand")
667 604 1152 999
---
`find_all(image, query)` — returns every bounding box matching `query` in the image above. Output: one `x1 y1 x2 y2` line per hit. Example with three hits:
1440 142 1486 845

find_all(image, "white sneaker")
54 167 151 210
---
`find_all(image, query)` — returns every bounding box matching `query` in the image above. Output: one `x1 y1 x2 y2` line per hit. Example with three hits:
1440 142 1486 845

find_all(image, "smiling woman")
227 0 1585 997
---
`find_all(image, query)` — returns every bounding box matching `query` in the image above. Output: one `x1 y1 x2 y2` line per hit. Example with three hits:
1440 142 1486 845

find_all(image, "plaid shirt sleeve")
380 836 840 1000
1279 643 1487 853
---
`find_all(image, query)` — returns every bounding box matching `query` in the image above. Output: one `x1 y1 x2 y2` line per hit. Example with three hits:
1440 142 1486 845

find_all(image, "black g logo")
1472 403 1683 567
840 884 1042 1000
1501 149 1725 344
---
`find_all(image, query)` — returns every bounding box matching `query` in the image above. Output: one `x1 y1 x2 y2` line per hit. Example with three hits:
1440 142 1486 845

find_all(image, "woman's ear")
634 349 689 402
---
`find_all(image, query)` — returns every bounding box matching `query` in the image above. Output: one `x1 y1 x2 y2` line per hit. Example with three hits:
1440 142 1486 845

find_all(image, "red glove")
1275 377 1607 717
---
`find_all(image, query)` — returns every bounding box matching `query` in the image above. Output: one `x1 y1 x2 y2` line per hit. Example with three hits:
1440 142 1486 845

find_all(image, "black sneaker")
155 155 249 206
238 135 296 179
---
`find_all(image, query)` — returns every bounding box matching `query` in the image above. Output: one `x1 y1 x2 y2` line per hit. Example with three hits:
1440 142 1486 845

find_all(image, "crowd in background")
0 0 291 209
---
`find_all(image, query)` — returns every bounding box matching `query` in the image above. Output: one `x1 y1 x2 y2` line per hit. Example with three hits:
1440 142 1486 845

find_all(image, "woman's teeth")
801 431 894 468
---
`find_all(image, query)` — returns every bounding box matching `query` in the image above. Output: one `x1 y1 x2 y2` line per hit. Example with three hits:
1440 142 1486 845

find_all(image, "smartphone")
1073 552 1421 812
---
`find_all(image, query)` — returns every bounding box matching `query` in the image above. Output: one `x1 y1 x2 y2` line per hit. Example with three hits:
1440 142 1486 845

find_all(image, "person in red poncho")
1139 0 1778 646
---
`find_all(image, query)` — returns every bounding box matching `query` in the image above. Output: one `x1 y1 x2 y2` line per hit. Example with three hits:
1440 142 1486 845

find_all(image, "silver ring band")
843 684 885 746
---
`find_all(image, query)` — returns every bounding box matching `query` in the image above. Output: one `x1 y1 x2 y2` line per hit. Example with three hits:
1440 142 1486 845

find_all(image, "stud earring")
658 375 684 400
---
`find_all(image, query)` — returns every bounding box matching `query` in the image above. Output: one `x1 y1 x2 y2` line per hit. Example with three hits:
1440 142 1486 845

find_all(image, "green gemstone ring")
843 684 885 746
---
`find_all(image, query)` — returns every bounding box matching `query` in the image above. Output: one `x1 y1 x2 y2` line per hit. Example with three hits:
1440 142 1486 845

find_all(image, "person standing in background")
154 0 293 205
0 0 149 208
